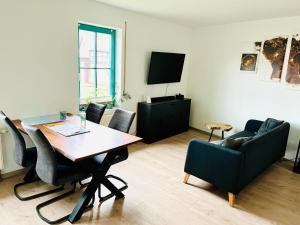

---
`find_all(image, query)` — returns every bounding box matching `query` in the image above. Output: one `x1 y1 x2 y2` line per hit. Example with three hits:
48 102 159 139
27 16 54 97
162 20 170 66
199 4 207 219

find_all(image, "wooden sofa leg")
228 192 235 207
183 173 190 184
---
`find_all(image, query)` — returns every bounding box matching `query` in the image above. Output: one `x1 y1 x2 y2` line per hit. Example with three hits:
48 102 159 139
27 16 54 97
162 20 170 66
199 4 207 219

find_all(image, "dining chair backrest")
22 123 57 185
86 103 107 124
108 109 135 133
0 112 27 167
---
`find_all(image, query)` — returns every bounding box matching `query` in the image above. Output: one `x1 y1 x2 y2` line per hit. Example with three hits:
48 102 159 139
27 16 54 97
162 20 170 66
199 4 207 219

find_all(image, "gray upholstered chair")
22 123 94 224
86 103 106 124
78 103 106 188
0 112 64 201
94 109 135 202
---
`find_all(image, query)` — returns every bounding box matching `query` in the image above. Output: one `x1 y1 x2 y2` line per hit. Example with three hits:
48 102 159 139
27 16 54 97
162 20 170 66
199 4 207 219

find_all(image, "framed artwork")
285 35 300 85
258 36 288 82
240 54 258 72
254 42 262 52
241 35 300 89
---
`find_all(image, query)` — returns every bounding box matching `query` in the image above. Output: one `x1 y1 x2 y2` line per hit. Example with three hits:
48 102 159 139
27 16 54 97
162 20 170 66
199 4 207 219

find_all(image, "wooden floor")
0 130 299 225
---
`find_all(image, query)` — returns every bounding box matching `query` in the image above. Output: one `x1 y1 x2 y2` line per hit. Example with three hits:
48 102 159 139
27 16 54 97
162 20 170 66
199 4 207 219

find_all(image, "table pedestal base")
68 151 125 223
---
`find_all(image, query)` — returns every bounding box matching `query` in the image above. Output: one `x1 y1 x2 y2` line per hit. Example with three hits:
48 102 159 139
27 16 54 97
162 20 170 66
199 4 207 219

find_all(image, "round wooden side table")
207 123 233 142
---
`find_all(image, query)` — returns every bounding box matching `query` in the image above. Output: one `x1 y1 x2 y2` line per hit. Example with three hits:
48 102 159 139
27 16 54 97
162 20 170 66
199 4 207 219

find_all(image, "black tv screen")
147 52 185 84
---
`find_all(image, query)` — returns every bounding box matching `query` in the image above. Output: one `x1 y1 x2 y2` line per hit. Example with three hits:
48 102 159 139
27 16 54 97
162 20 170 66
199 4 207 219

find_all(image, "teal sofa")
183 119 290 206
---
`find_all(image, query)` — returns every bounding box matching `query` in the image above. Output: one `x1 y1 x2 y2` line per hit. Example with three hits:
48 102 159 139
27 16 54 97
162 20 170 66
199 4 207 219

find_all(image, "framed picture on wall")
257 36 289 82
285 34 300 86
240 53 258 72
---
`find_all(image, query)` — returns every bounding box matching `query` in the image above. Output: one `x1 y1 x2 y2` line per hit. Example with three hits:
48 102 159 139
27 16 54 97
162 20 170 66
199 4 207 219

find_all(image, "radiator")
0 129 7 170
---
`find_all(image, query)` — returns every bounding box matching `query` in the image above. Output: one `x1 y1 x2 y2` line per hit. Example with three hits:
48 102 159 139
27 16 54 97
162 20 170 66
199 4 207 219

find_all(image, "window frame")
78 23 116 106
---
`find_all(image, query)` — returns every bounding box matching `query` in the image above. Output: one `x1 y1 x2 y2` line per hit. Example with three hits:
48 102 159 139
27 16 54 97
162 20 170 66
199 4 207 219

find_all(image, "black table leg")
68 174 102 223
222 131 224 140
68 151 121 223
208 129 214 142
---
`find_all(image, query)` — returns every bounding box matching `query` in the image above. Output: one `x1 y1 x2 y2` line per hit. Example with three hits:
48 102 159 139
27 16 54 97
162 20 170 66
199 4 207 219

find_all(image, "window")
78 23 116 105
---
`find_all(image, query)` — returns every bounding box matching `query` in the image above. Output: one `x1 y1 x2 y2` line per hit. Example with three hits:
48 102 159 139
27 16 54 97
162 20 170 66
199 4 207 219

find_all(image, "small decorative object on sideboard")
176 93 184 100
293 140 300 174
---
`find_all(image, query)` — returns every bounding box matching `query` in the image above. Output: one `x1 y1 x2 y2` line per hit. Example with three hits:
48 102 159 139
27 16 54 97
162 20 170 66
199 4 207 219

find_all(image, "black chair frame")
98 174 128 203
36 182 95 224
0 112 64 201
14 165 64 201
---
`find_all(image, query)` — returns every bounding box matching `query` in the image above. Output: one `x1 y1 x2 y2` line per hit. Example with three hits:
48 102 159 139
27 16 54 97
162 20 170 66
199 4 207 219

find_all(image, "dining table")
13 113 142 223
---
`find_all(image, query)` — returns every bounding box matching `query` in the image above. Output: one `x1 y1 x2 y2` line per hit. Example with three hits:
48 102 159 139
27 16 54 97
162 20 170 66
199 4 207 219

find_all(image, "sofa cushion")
257 118 283 135
210 130 254 149
229 130 255 139
220 137 252 150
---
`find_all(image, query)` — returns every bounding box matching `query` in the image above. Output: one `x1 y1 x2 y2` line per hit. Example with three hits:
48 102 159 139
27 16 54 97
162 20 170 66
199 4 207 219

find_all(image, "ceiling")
96 0 300 26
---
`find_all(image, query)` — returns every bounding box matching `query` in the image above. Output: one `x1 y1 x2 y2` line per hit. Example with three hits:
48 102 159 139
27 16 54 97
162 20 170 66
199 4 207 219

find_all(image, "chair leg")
14 166 64 201
23 165 37 182
228 192 235 207
79 179 90 188
36 183 95 224
183 173 190 184
98 175 128 203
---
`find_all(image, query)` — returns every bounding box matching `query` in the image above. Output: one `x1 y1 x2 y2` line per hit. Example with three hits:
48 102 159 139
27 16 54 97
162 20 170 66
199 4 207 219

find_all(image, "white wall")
0 0 192 174
3 0 297 175
188 16 300 159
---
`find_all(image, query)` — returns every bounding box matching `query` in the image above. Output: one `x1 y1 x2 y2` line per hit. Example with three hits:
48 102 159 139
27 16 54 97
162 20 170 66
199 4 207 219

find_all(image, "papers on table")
47 123 90 137
22 114 68 126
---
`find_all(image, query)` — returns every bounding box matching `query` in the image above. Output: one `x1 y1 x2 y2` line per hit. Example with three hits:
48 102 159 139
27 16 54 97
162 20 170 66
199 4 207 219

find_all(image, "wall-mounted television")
147 52 185 84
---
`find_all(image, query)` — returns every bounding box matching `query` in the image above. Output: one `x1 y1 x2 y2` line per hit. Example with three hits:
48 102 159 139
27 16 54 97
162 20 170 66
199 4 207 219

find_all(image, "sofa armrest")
184 139 243 194
244 119 263 133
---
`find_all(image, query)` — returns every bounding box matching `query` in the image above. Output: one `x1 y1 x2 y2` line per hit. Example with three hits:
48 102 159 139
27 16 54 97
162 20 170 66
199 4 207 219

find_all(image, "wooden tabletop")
13 115 142 162
206 123 232 131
